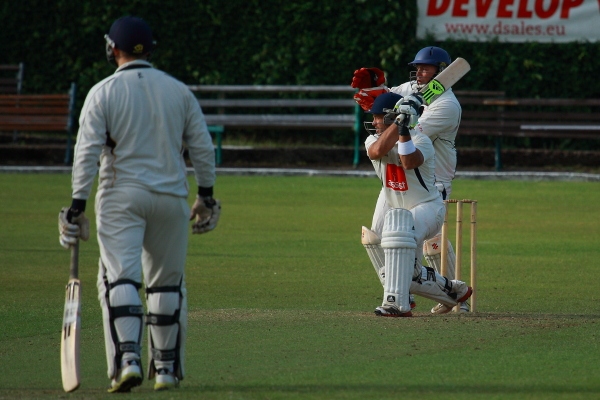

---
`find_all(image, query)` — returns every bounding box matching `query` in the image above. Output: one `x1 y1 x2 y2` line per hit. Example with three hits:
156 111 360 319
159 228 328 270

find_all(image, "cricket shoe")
154 368 180 391
409 294 416 309
430 285 473 314
108 359 142 393
374 305 413 317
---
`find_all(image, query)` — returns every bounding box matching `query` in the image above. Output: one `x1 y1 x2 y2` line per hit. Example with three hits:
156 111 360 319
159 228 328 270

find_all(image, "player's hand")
190 196 221 234
394 93 424 115
394 93 424 128
58 207 90 249
351 67 386 89
353 87 389 111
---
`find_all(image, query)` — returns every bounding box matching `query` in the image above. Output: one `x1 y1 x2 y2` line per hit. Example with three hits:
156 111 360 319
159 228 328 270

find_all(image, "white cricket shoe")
108 359 142 393
154 368 180 391
374 305 413 317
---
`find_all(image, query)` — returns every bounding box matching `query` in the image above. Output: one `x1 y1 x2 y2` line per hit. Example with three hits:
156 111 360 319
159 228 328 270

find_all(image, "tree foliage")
0 0 600 152
2 1 599 106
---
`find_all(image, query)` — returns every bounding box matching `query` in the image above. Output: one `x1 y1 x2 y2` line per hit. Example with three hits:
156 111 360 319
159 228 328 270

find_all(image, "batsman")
360 92 472 317
353 46 465 313
58 16 220 392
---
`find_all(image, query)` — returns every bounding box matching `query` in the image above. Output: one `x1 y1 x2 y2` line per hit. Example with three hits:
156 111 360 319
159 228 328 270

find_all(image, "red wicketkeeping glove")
351 67 386 89
353 87 389 111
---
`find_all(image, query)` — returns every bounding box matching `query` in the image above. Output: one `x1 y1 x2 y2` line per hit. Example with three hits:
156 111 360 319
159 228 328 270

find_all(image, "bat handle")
70 241 79 280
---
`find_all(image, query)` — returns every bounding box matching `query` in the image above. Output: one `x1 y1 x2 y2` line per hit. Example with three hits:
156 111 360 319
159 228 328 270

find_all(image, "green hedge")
5 1 599 98
2 0 599 150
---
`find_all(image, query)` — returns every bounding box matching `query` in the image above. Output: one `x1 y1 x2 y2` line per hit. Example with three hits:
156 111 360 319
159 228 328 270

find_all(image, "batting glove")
190 196 221 234
394 93 424 129
351 67 386 89
58 207 90 249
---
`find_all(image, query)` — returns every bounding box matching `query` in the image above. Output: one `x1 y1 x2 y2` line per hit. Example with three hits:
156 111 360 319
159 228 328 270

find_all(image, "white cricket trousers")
95 186 190 286
94 186 190 378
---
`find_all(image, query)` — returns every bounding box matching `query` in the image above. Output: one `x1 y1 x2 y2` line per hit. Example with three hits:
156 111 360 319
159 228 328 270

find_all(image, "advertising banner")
417 0 600 43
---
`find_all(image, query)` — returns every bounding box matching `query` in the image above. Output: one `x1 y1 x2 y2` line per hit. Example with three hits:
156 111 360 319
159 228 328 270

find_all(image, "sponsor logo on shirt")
385 163 408 192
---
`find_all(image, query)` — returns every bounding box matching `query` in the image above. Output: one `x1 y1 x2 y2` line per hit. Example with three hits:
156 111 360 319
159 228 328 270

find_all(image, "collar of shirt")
115 60 153 73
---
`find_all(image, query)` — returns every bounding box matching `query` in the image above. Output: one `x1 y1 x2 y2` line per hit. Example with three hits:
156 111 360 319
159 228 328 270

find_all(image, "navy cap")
107 16 154 55
365 92 403 114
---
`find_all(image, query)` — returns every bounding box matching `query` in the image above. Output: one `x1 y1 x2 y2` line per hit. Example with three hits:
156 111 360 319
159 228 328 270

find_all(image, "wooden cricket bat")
419 57 471 105
61 241 81 392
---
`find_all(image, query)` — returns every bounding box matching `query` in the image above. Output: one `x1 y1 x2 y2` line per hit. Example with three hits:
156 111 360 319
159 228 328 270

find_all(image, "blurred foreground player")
58 16 220 392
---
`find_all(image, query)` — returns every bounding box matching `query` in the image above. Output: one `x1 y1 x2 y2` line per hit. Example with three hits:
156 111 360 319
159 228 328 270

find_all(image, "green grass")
0 173 599 399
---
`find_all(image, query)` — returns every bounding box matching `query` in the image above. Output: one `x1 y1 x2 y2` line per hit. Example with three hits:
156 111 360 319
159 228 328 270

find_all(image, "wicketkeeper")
58 15 220 392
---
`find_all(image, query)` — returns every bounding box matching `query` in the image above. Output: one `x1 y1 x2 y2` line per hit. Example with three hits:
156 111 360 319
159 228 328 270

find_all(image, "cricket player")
362 92 472 317
58 16 220 392
353 46 464 313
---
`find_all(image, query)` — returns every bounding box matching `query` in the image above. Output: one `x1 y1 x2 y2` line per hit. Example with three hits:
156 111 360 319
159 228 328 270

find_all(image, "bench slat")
204 114 355 129
0 115 68 128
0 107 70 115
199 99 355 108
190 85 355 93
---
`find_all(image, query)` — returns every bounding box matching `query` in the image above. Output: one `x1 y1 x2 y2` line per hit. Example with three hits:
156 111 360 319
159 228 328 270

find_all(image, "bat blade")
420 57 471 105
61 244 81 392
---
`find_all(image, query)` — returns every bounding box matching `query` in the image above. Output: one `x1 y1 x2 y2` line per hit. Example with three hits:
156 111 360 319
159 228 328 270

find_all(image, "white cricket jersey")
390 82 461 184
72 60 215 200
365 130 440 210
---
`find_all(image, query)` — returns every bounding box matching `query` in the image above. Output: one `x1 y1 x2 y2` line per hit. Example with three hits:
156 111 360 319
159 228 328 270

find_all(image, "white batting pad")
381 209 416 312
423 233 456 280
411 266 457 307
361 226 385 286
97 262 143 379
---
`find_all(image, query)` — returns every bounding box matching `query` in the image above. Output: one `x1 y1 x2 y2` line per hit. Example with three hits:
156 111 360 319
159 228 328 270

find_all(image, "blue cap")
107 16 154 55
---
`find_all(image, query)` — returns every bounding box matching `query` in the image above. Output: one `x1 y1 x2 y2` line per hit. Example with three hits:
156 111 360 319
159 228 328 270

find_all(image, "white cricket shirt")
365 130 440 210
72 60 215 200
390 82 461 185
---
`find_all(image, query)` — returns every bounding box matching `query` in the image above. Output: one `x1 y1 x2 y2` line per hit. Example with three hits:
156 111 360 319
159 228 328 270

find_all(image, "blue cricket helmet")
366 92 403 114
408 46 451 70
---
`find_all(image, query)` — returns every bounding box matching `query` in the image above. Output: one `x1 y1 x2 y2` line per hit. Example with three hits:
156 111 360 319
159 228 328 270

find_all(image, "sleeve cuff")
197 186 213 198
70 198 87 213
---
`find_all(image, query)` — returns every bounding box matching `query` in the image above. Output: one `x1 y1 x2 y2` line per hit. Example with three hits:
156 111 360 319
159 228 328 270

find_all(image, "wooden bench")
0 63 24 94
188 85 362 167
458 96 600 170
0 82 77 164
0 63 25 142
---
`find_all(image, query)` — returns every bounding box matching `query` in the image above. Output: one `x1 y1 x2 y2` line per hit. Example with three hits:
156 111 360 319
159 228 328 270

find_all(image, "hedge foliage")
1 1 599 151
4 0 600 100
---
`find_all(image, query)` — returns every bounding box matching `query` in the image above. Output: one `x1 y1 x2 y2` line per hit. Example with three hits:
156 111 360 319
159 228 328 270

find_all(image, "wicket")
440 199 477 312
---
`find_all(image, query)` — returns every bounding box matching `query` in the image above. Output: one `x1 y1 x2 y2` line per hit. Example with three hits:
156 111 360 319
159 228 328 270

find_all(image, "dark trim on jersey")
105 131 116 149
119 64 152 71
414 167 429 192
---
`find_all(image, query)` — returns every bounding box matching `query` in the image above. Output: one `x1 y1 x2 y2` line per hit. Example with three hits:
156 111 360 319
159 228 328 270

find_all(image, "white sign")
417 0 600 43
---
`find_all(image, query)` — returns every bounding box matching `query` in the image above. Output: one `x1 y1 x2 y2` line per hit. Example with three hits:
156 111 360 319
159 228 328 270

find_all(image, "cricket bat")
419 57 471 105
61 241 81 392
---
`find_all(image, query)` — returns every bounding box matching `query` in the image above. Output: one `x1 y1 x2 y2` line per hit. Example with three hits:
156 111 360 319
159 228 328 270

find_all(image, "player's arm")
366 122 400 160
397 132 423 170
